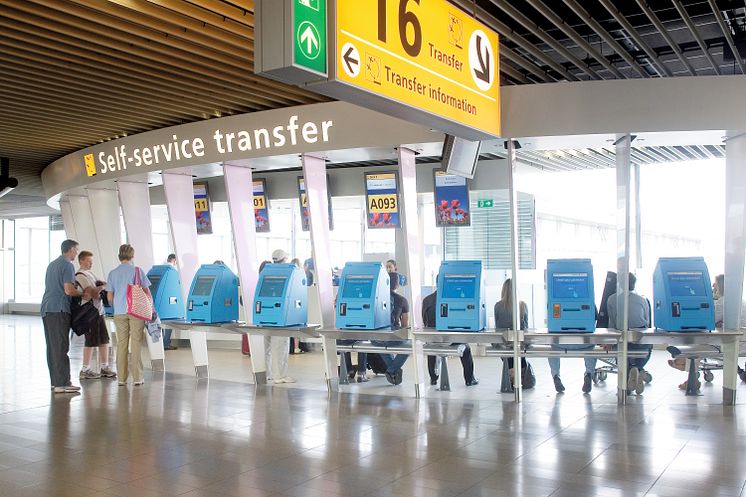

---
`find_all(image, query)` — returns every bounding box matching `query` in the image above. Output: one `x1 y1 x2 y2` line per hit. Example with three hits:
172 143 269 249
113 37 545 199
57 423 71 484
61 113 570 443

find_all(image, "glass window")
14 217 54 302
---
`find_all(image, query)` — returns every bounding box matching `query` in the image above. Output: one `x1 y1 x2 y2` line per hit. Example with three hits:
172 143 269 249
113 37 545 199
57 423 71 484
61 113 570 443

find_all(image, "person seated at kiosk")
606 272 651 395
546 259 597 394
371 272 410 385
423 277 478 386
386 259 406 288
493 278 529 387
264 249 294 384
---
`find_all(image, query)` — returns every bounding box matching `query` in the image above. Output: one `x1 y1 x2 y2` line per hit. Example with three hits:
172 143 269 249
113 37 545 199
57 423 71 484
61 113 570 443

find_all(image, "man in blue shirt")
41 239 98 393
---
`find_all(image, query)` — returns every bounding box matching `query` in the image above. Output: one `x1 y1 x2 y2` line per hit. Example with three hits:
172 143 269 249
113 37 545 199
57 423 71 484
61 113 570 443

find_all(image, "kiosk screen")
668 271 707 297
148 275 162 296
342 276 374 299
192 276 216 296
553 273 589 299
258 276 288 298
442 275 476 299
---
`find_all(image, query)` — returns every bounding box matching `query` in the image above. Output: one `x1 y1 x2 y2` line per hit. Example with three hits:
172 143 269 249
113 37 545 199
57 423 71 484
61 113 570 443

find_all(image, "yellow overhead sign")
333 0 500 139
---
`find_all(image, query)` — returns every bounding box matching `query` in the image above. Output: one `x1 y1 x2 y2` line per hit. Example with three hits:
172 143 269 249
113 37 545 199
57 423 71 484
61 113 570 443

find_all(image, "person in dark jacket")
423 280 478 386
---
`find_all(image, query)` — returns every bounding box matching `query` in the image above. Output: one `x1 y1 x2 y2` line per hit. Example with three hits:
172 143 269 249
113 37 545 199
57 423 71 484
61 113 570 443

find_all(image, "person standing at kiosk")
107 244 152 386
264 249 295 383
162 253 178 351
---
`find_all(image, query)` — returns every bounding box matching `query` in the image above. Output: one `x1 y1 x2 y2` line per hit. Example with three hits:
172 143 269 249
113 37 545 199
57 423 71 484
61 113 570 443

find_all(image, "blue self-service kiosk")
147 265 184 320
336 262 390 329
252 263 308 327
547 259 596 332
653 257 715 331
435 260 486 331
186 264 239 323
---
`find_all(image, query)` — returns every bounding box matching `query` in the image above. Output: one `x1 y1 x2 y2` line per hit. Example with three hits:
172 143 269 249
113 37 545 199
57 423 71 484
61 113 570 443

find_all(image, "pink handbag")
127 267 153 321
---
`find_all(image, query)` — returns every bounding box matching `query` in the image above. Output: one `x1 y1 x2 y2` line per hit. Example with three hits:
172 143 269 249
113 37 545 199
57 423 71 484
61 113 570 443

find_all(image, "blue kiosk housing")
186 264 239 323
653 257 715 331
252 263 308 327
147 265 184 320
335 262 390 329
547 259 596 332
435 260 486 331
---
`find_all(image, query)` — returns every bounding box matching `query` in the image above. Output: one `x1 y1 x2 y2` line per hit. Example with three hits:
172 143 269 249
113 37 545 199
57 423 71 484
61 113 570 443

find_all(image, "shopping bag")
127 267 153 321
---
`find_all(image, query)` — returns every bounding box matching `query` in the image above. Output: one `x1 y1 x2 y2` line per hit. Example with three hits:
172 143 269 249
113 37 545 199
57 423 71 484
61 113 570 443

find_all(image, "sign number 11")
377 0 422 57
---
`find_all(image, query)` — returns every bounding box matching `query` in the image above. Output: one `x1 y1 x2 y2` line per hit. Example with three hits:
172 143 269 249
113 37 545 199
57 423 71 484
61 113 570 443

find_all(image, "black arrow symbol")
473 35 490 84
343 46 358 74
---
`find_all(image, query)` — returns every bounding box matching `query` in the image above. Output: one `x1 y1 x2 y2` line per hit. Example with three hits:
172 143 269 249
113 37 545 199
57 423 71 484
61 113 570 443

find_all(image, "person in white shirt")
76 251 116 380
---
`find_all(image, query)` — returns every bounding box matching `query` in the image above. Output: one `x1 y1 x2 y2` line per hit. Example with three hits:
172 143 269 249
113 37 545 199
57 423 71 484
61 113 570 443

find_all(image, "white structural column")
506 141 522 401
397 147 426 397
66 195 105 277
118 179 164 370
163 168 208 378
87 187 123 274
723 131 746 405
301 154 337 393
59 199 78 242
615 134 632 406
223 160 266 384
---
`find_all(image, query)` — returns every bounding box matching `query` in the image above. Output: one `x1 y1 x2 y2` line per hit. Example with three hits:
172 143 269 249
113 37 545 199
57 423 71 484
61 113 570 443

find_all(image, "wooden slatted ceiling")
0 0 326 217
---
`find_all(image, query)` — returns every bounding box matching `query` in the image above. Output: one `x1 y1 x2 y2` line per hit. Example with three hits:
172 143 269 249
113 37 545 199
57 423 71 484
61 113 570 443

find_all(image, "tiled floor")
2 314 746 497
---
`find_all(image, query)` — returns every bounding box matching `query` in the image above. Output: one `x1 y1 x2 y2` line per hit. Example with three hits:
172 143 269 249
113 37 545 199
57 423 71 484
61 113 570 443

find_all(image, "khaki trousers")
113 315 145 383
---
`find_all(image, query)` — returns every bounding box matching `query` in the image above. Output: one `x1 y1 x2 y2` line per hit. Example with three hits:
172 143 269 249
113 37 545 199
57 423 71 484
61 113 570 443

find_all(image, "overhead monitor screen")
553 273 589 299
442 275 476 299
192 276 216 296
341 276 374 299
148 275 162 296
667 271 707 297
258 276 288 298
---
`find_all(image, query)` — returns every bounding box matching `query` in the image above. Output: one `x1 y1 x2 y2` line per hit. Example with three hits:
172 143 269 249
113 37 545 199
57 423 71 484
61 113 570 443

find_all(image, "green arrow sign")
477 199 494 208
294 0 327 75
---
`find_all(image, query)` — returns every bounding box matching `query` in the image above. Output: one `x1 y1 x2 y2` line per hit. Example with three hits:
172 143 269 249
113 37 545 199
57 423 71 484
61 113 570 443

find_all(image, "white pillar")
59 199 78 242
301 154 337 393
223 160 266 383
118 179 163 370
397 147 426 396
163 167 208 377
723 131 746 405
615 134 633 405
66 195 104 277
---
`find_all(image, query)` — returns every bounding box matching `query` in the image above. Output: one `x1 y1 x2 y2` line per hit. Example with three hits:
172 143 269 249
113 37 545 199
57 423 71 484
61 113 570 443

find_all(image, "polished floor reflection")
2 315 746 497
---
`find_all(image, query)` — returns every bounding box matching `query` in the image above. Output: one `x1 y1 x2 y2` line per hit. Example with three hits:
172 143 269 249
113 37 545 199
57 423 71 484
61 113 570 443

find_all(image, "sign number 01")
377 0 422 57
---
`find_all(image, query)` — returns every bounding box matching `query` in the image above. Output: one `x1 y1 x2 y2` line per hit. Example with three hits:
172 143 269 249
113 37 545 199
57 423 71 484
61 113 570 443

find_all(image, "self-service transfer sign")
329 0 500 140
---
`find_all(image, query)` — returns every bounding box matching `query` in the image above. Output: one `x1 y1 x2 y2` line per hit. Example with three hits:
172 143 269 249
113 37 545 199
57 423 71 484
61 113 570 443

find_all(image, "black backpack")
70 297 99 336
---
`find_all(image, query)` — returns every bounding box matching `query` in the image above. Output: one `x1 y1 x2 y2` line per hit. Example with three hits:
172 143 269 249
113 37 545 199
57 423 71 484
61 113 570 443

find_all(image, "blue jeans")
371 340 409 374
548 344 597 376
337 339 367 374
163 328 172 348
628 343 653 370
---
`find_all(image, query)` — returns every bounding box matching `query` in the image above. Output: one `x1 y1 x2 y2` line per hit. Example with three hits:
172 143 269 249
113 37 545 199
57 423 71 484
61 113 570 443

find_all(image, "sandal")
668 359 686 371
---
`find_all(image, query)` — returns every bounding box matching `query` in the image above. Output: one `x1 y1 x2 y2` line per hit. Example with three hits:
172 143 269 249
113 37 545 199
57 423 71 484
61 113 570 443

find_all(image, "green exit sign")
477 199 494 208
293 0 327 75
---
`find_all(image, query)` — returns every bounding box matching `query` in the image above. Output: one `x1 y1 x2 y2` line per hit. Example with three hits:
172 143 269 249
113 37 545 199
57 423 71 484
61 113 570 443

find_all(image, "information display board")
324 0 500 140
193 182 212 234
253 178 270 233
298 176 334 231
433 169 470 227
364 171 400 229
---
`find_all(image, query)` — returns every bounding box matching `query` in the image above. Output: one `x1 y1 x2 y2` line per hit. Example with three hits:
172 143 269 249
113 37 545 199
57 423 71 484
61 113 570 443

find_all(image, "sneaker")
394 370 403 385
628 367 639 394
276 377 296 384
118 381 126 386
553 375 565 393
53 385 81 393
100 367 117 378
385 371 396 385
79 369 101 380
164 345 178 351
134 380 144 386
465 378 479 387
356 373 369 383
430 376 438 386
582 373 592 393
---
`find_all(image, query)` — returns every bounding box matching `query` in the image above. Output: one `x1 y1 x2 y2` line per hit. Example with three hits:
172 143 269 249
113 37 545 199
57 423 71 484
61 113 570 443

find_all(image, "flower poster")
434 170 470 227
253 178 270 232
193 182 212 234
